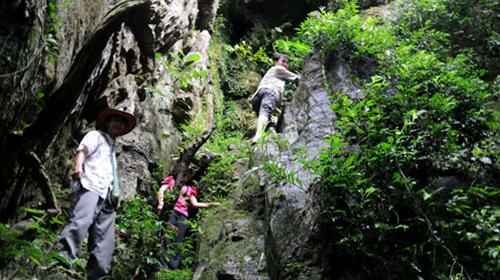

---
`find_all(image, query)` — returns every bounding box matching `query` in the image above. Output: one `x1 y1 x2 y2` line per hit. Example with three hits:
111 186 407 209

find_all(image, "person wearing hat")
55 107 136 279
249 54 300 143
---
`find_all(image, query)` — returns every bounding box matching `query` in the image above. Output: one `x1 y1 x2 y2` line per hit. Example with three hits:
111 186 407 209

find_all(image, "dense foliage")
210 18 272 100
200 101 252 198
0 209 73 279
113 197 194 279
278 1 499 278
0 198 195 279
395 0 500 80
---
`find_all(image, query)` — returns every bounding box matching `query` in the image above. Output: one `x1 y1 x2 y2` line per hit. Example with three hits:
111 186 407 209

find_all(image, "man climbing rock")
55 107 136 279
157 176 220 269
249 54 301 143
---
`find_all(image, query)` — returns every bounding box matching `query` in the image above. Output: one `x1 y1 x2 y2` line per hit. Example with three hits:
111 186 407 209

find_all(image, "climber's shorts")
252 88 278 119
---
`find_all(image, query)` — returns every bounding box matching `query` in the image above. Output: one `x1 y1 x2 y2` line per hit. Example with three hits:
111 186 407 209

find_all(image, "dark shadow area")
221 0 329 44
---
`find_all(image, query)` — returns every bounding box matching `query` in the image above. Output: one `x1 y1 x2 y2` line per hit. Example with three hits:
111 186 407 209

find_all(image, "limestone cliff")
194 48 368 279
0 0 219 221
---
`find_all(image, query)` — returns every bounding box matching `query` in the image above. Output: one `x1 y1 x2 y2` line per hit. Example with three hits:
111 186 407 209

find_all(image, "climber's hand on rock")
72 169 83 180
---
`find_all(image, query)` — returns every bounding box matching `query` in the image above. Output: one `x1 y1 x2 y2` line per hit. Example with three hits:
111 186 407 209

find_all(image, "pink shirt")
174 186 198 217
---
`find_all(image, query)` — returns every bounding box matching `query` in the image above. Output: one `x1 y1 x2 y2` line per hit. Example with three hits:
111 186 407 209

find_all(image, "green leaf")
422 190 432 201
23 207 45 215
183 52 202 64
364 186 377 198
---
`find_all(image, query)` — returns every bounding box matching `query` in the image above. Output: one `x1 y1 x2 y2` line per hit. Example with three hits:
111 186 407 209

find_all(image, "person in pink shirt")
156 176 220 269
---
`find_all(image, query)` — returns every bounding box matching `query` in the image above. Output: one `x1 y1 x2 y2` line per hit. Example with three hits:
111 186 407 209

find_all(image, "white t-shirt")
253 65 300 101
77 130 115 198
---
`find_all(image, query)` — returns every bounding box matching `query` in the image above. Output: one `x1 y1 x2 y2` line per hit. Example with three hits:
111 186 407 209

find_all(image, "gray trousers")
59 186 115 280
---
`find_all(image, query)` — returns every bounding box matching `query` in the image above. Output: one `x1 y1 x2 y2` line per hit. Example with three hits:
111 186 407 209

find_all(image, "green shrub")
0 209 72 278
200 102 250 198
297 3 361 53
395 0 500 79
216 40 272 99
155 268 193 280
287 0 500 277
157 51 208 93
273 39 312 71
296 2 397 64
113 197 197 279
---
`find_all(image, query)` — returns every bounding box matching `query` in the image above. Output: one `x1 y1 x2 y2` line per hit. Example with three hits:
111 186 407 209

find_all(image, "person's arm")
157 176 176 211
157 184 169 211
73 131 100 179
73 149 87 179
189 195 220 208
275 66 300 81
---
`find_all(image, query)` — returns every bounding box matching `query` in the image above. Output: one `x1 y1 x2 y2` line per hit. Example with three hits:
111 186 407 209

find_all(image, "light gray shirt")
252 65 300 101
77 130 115 198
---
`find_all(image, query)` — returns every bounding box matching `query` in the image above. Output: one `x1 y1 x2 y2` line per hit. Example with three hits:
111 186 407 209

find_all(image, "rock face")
195 51 364 279
197 0 220 30
258 53 337 280
195 163 270 280
0 0 112 139
0 0 218 221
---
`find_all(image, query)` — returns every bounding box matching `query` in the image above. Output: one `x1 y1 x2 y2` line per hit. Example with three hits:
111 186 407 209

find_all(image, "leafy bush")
155 268 193 280
263 160 302 187
157 51 208 93
273 39 312 71
395 0 500 79
113 197 197 279
298 2 397 61
286 1 500 278
298 3 361 53
0 209 72 279
216 39 272 99
212 14 311 100
200 102 251 198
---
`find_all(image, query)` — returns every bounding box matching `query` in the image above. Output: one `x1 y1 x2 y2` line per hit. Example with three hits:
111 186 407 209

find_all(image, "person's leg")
252 92 278 143
174 216 187 243
59 188 100 260
158 212 179 269
87 196 115 280
251 90 264 115
168 215 188 269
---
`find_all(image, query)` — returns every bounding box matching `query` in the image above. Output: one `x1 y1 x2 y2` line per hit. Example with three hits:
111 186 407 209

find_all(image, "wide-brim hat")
96 108 136 136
